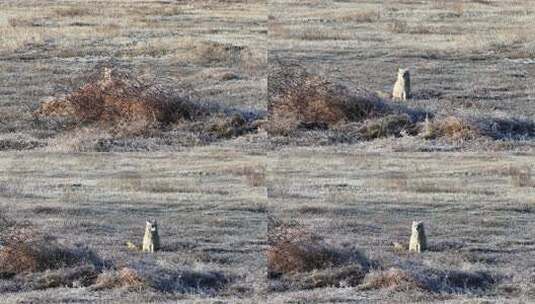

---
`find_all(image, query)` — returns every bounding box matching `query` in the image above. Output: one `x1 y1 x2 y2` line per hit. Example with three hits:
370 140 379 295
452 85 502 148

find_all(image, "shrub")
361 266 497 293
267 217 370 281
0 219 102 278
361 268 425 291
92 267 146 290
22 265 99 290
358 114 418 140
34 67 203 133
421 116 479 140
268 63 385 135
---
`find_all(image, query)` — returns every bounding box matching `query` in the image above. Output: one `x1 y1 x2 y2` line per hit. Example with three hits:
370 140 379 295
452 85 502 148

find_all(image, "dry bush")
361 268 425 291
22 265 99 290
267 217 371 290
362 266 496 293
92 267 146 290
358 114 418 140
267 217 369 277
0 219 102 278
268 63 385 135
421 116 479 140
182 111 262 141
34 67 202 134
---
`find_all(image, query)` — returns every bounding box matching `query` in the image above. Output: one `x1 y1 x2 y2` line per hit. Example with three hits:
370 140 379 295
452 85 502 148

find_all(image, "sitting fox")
392 68 411 101
142 220 160 252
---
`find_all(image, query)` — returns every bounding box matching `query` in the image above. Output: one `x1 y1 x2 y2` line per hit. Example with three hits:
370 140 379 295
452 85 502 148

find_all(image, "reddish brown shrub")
268 64 385 135
34 67 202 133
0 220 101 277
92 267 146 290
267 217 368 277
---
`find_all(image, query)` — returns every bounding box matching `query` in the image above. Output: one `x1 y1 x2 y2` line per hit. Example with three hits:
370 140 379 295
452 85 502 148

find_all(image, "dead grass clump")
479 117 535 140
284 265 368 290
92 267 146 290
434 269 496 292
362 267 496 293
0 220 102 278
358 114 418 140
22 265 99 290
421 116 479 140
361 268 425 291
45 127 113 152
34 67 201 134
204 114 252 138
268 63 385 135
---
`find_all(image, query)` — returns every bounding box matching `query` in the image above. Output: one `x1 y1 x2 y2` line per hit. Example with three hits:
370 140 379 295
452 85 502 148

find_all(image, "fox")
142 220 160 253
392 68 411 101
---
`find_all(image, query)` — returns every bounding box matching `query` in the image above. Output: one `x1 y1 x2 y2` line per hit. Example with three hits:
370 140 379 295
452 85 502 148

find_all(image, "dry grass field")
269 0 535 149
0 149 267 303
267 148 534 303
1 0 534 303
0 0 267 151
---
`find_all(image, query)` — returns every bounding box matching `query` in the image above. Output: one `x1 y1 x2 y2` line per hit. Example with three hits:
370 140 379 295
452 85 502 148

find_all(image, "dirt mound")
267 63 387 135
34 67 202 134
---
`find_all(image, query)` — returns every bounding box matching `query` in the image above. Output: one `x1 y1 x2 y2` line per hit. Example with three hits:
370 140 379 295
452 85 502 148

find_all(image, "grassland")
0 0 534 303
267 148 534 303
0 0 267 151
0 149 267 303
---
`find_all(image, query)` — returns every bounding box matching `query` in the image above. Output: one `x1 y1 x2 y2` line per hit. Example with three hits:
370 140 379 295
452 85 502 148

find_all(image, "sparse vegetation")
1 0 535 303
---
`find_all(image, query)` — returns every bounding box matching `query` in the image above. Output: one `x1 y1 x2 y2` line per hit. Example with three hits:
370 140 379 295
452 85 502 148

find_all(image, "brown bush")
34 67 201 133
92 267 146 290
267 217 369 277
0 220 101 277
361 268 424 291
268 64 384 135
421 116 479 140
